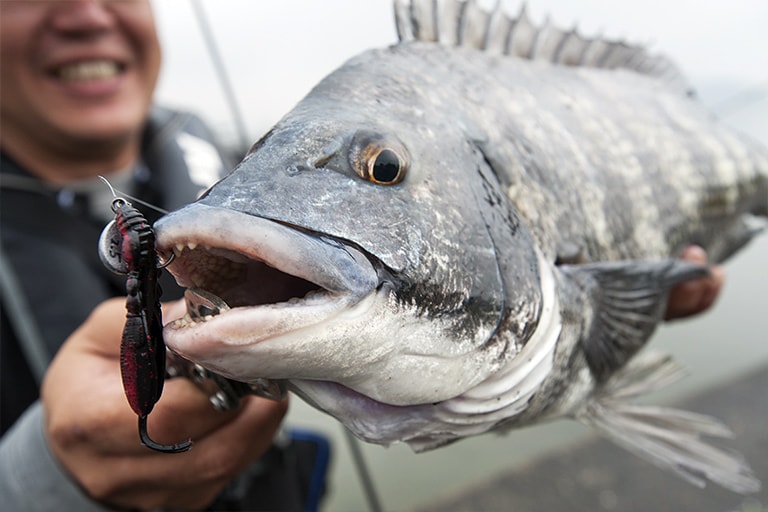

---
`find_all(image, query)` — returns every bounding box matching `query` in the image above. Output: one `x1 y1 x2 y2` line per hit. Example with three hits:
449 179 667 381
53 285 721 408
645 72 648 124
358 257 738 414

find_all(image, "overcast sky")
151 0 768 146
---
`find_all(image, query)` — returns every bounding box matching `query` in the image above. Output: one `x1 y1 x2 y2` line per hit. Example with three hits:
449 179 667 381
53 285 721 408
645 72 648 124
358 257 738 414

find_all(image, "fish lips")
153 203 379 368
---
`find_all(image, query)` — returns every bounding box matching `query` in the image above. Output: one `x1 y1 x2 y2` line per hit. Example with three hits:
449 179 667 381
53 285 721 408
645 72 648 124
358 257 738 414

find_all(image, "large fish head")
154 63 543 422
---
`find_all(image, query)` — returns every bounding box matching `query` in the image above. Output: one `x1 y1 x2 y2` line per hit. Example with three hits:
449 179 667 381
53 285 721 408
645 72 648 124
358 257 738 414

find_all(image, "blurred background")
150 1 768 510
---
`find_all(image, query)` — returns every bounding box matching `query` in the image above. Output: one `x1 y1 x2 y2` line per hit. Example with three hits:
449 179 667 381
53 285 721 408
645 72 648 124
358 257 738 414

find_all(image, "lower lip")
50 72 126 98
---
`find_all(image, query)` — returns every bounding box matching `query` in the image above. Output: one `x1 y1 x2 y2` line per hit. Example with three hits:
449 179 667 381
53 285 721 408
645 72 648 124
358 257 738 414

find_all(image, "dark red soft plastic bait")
100 195 191 453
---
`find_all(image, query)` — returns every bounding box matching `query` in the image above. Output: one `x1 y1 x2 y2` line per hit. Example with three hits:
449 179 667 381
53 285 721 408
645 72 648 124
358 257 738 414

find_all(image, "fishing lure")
98 183 191 453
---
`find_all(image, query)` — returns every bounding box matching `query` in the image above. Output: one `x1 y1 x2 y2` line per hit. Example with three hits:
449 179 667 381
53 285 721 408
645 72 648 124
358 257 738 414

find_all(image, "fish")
153 0 767 493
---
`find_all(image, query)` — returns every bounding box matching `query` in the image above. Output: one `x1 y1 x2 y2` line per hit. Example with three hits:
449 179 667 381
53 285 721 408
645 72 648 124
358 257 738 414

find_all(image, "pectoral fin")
561 259 709 382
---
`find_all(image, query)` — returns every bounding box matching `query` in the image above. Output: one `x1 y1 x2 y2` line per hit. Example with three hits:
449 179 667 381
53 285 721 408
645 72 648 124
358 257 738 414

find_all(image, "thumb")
74 297 130 358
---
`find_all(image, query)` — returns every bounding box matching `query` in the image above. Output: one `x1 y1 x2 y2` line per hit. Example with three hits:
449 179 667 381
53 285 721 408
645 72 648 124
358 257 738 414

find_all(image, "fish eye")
349 131 409 186
369 148 405 184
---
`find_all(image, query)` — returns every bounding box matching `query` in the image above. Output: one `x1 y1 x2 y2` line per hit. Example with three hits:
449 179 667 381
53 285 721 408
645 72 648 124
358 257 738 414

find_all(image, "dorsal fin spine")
505 3 535 57
394 0 688 90
527 15 548 59
482 0 506 52
552 26 583 65
493 8 514 53
439 0 462 45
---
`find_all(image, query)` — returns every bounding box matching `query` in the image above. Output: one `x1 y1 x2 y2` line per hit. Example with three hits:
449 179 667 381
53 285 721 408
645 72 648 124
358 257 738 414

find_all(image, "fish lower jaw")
162 289 372 363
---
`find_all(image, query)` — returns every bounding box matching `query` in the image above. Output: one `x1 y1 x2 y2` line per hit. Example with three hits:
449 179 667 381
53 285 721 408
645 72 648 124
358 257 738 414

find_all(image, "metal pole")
344 428 384 512
189 0 252 152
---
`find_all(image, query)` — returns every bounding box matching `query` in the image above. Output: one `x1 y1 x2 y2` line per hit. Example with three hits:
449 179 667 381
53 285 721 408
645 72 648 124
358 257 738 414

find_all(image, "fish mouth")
166 247 323 325
153 203 380 378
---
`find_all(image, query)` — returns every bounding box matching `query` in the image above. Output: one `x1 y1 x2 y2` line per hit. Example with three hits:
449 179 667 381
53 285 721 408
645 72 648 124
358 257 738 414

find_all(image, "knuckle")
79 474 121 503
46 413 92 451
197 448 244 483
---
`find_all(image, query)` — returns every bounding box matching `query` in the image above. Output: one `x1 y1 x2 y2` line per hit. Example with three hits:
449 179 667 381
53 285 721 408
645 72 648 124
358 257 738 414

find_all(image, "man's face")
0 0 162 148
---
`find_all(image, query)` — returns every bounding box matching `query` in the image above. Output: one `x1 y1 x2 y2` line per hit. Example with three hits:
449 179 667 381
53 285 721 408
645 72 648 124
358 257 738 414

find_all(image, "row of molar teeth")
173 310 220 328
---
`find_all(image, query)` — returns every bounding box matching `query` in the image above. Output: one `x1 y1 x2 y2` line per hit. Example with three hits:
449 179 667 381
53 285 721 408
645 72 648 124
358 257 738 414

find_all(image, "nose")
49 0 116 36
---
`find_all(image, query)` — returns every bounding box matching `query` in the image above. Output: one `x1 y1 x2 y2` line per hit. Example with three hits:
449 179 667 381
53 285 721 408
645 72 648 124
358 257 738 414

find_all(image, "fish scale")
153 0 766 493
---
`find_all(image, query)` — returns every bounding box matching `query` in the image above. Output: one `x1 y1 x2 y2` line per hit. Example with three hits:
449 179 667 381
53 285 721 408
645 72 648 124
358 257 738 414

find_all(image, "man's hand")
41 298 287 510
666 245 725 320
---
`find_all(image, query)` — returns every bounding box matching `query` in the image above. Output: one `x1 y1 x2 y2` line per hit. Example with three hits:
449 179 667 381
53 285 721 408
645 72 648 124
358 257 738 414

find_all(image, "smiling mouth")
51 59 126 82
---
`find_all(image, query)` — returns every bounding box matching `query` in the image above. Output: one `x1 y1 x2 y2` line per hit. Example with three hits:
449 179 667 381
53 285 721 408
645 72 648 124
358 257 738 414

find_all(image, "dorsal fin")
394 0 689 92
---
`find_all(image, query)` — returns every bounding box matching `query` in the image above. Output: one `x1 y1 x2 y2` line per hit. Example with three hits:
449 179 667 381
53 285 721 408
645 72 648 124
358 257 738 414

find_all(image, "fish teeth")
172 313 193 328
171 241 204 256
173 310 222 328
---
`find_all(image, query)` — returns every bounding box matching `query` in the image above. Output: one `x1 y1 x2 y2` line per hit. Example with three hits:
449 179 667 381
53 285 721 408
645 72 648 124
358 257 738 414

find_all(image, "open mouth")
153 203 380 358
166 242 325 326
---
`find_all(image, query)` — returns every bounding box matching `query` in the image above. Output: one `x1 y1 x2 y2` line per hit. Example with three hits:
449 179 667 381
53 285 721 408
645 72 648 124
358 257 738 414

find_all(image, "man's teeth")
58 60 119 81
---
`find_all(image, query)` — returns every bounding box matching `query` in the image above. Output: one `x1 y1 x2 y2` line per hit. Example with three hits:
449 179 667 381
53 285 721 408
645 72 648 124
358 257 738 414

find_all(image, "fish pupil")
372 149 400 183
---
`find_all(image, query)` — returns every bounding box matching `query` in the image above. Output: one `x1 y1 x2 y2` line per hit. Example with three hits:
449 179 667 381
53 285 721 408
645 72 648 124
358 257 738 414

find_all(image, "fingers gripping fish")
152 1 767 492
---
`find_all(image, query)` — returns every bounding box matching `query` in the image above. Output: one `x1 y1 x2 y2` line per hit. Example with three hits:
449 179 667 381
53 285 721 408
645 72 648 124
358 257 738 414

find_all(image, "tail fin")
576 351 760 494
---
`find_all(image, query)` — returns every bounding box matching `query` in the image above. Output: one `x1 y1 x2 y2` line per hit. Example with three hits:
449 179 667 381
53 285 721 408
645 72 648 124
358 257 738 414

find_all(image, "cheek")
0 14 30 80
0 3 46 72
0 36 39 120
114 2 162 77
130 36 161 105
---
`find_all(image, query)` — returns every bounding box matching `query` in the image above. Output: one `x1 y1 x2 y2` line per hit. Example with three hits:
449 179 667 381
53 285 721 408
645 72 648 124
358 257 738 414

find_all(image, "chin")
58 104 147 144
